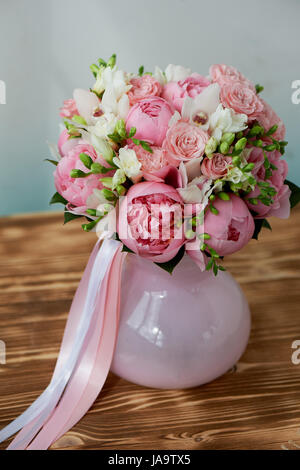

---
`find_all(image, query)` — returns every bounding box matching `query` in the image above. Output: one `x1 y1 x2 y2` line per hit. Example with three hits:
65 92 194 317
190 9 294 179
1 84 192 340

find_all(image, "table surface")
0 207 299 451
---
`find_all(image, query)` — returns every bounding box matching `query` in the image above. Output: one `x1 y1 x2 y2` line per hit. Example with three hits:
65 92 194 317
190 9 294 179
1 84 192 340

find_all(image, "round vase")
110 253 251 389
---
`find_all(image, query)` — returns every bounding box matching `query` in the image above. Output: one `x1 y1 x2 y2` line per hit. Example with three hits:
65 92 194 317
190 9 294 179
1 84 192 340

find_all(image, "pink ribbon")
1 239 126 450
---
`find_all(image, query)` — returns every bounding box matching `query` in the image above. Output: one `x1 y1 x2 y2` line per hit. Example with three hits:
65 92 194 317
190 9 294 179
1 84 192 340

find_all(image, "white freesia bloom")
153 66 167 85
91 134 114 163
95 67 131 118
165 64 191 82
87 112 117 139
113 147 142 180
112 168 126 189
209 104 248 142
86 189 109 208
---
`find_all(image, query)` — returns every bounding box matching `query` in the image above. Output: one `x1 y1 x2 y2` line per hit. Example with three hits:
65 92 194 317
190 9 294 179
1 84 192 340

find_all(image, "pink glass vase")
110 253 251 389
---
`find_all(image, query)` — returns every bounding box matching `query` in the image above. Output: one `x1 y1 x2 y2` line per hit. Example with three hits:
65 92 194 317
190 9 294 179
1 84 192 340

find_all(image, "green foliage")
285 179 300 209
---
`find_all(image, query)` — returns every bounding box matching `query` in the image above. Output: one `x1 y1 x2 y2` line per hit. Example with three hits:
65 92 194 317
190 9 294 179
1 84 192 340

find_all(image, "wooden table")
0 207 299 450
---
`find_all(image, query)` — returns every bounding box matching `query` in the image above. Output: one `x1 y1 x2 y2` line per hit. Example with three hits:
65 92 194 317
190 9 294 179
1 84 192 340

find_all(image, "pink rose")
246 150 290 219
210 64 254 89
162 73 210 112
118 182 185 262
163 121 209 163
128 75 162 105
59 99 79 119
203 194 255 256
201 154 232 179
258 99 286 141
220 81 264 121
54 143 107 208
126 97 173 146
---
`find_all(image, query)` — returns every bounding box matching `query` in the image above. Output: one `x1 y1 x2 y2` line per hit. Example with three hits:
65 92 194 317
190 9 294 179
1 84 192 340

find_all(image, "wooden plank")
0 207 299 450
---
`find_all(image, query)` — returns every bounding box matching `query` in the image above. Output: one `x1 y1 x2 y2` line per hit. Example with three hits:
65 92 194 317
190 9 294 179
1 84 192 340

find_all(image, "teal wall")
1 0 299 216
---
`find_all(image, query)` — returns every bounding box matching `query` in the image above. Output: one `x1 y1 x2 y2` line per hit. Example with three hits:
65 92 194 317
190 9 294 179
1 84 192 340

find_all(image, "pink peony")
201 154 232 180
203 194 255 256
246 150 290 219
128 75 162 105
220 81 264 121
118 182 185 262
129 143 171 178
258 99 286 141
54 143 107 207
163 121 209 163
210 64 254 89
57 129 82 157
59 99 79 119
126 97 173 146
162 73 210 112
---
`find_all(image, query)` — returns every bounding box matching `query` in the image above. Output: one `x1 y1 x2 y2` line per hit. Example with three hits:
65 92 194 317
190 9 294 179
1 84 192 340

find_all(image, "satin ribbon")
0 238 126 450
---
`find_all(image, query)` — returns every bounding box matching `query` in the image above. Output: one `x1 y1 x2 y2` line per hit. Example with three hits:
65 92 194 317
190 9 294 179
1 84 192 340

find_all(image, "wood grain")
0 207 299 450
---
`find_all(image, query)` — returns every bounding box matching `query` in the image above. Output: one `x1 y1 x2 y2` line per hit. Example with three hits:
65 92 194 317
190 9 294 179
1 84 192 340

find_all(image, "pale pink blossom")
163 121 209 163
59 99 79 119
201 154 232 180
220 81 264 121
162 74 210 112
128 75 162 105
210 64 255 89
126 97 173 146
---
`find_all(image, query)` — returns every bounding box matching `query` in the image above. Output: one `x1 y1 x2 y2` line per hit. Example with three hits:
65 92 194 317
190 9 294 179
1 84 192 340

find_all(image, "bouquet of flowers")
50 54 299 275
2 55 299 451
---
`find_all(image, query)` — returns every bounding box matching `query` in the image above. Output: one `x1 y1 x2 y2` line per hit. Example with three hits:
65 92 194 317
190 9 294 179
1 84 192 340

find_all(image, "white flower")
177 165 222 206
113 146 142 180
209 104 248 142
73 88 100 125
165 64 191 82
153 66 167 85
112 168 126 189
94 66 131 118
87 112 117 139
91 135 114 163
181 83 220 129
181 83 248 141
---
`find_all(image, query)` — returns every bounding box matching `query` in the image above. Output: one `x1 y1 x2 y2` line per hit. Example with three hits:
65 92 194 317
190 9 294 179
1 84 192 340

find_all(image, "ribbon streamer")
0 238 126 450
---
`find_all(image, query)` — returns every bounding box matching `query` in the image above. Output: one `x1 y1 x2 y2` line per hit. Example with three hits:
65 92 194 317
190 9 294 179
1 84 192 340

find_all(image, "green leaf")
262 219 272 230
50 192 67 205
72 115 87 125
79 153 93 169
285 179 300 208
255 84 264 94
140 141 153 153
252 218 272 240
128 127 136 138
155 246 185 274
64 210 83 224
252 219 264 240
45 158 58 166
138 65 144 76
121 244 134 254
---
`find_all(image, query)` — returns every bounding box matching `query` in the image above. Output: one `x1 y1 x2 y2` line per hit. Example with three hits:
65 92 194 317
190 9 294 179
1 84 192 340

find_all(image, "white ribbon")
0 238 121 445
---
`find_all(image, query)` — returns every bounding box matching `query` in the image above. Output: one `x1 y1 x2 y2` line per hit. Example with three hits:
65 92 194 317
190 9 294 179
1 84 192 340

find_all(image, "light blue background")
1 0 299 216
